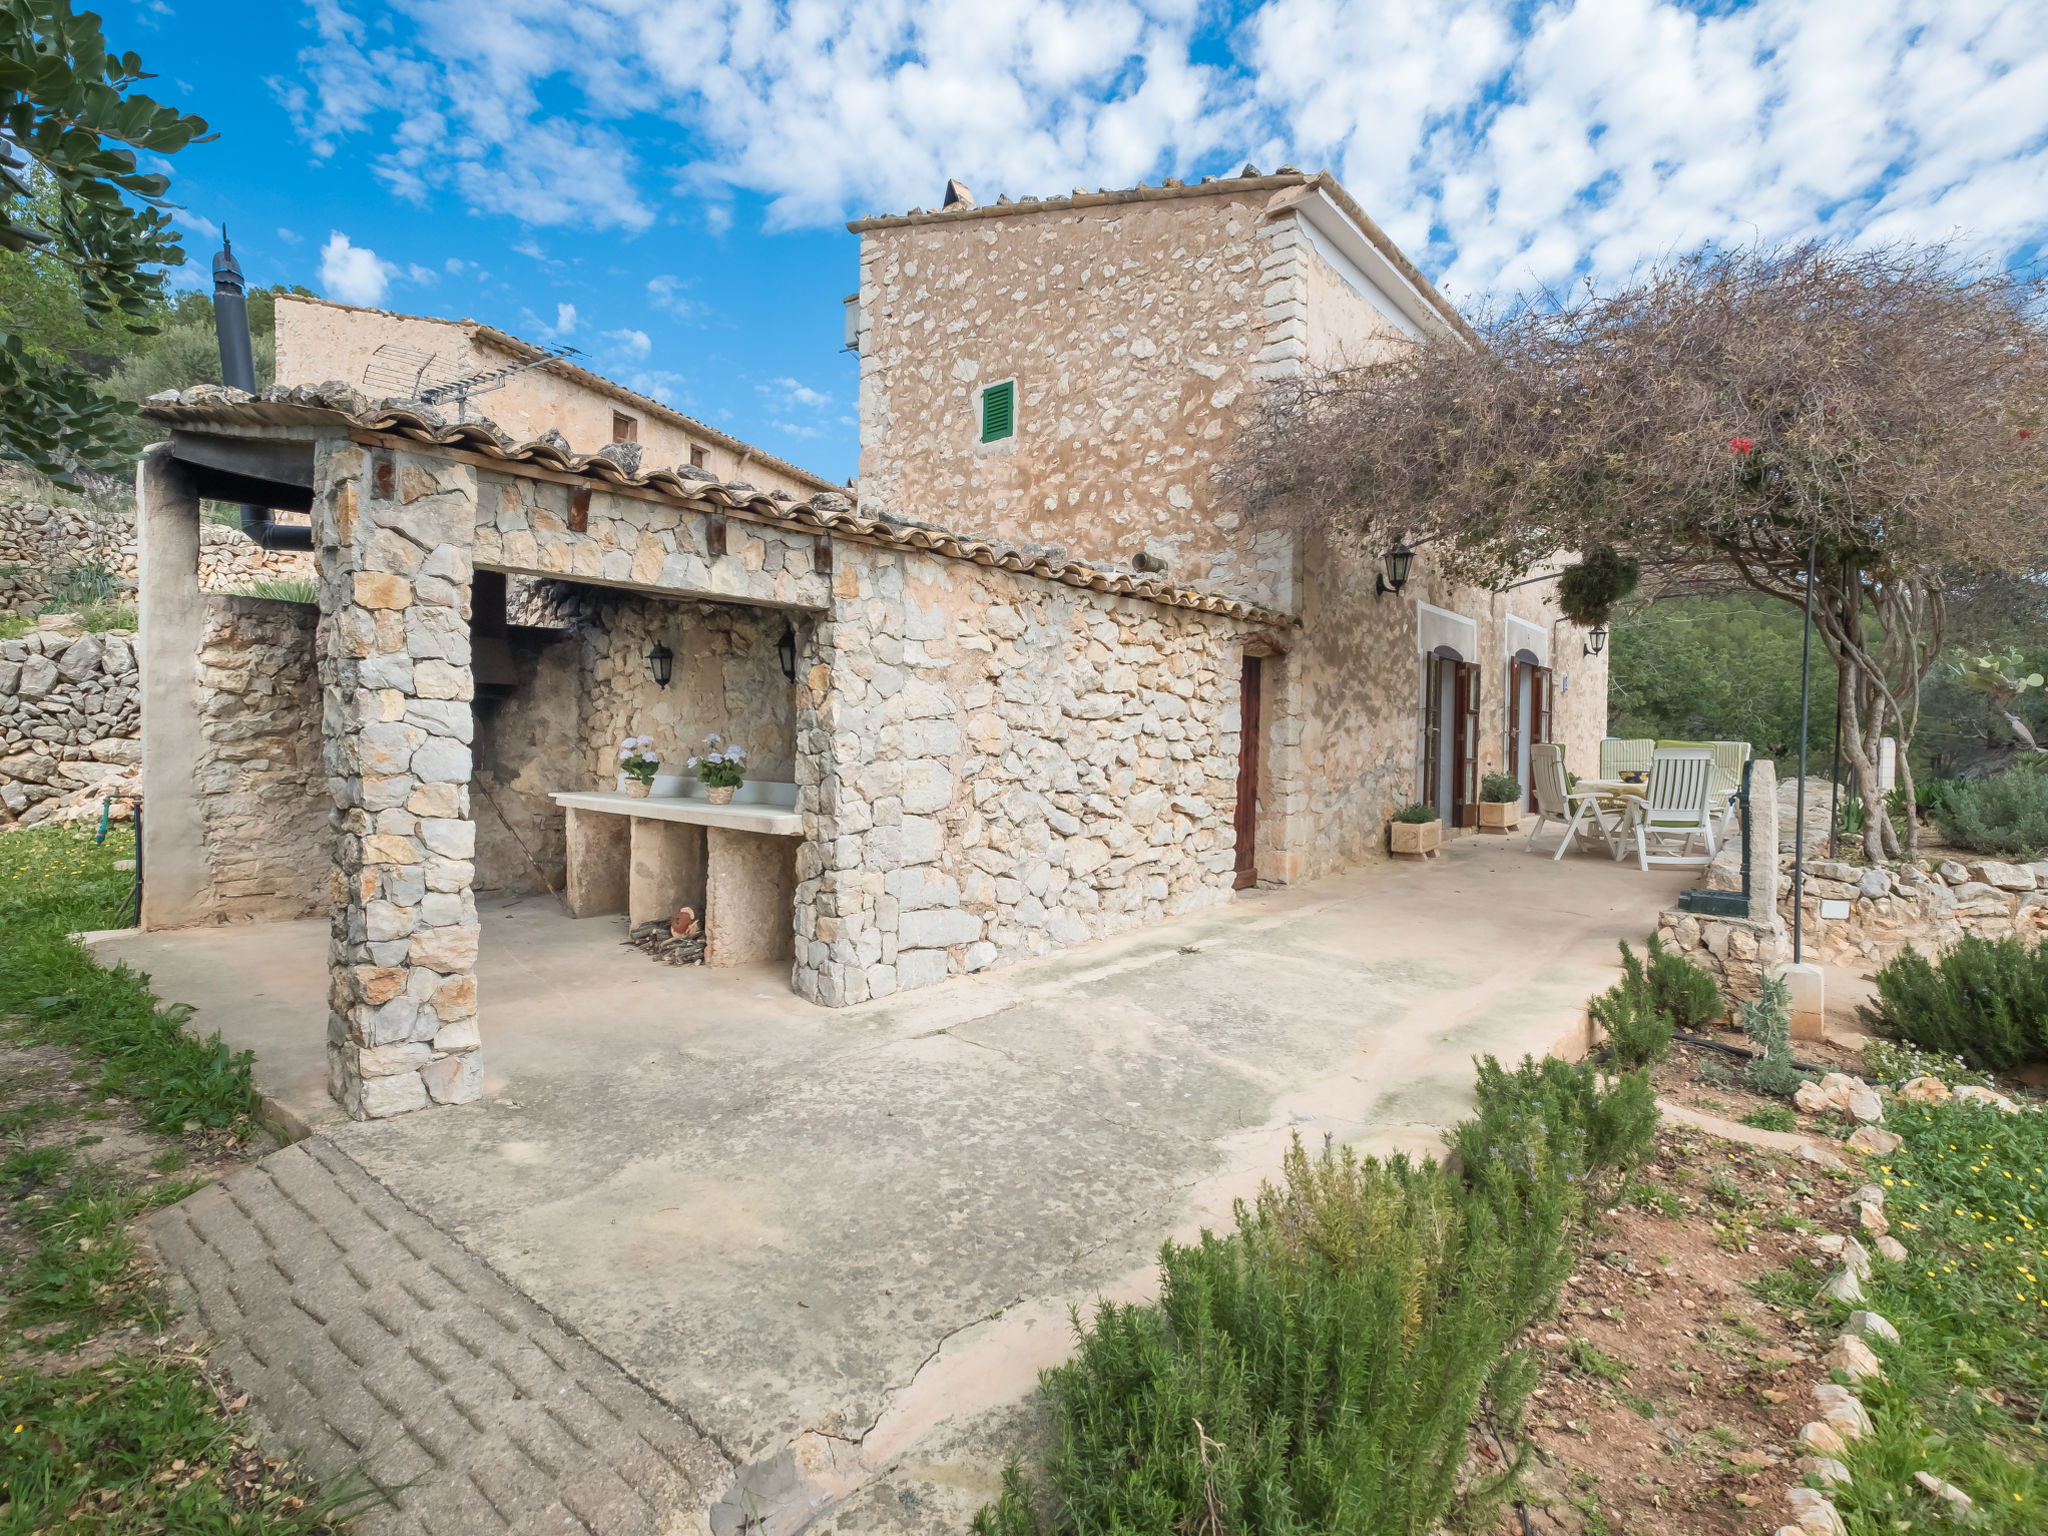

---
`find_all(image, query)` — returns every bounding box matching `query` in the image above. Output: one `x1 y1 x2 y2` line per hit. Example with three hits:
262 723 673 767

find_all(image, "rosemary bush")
1859 934 2048 1071
977 1057 1655 1535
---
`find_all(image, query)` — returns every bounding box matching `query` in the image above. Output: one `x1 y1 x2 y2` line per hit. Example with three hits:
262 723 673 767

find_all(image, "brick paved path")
151 1138 734 1535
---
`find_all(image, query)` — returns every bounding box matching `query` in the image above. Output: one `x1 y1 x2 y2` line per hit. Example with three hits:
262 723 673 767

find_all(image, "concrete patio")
104 837 1686 1532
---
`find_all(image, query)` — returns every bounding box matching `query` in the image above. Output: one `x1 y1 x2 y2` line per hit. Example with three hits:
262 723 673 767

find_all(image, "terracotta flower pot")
1389 819 1442 860
706 785 736 805
1478 801 1520 833
624 779 652 799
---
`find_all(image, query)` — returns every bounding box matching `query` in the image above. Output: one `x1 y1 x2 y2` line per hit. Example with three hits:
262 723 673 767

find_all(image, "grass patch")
0 1356 366 1531
0 824 257 1137
1800 1097 2048 1533
1740 1105 1797 1134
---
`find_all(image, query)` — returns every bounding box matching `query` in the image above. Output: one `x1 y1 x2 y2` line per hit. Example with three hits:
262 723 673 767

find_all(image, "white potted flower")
687 735 746 805
617 736 660 799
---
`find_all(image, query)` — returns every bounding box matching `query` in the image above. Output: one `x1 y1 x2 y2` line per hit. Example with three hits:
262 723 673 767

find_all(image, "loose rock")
1824 1335 1882 1381
1843 1310 1900 1346
1813 1383 1873 1439
1786 1486 1848 1536
1845 1124 1903 1155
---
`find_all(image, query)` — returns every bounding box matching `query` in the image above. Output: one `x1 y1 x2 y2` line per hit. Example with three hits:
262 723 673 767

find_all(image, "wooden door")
1421 653 1446 818
1454 661 1482 827
1506 661 1524 809
1234 656 1261 889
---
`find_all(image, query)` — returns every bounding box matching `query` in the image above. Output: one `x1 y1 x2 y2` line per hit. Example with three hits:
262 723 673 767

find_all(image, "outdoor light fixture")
777 625 798 683
1584 625 1608 657
647 642 674 688
1375 540 1415 598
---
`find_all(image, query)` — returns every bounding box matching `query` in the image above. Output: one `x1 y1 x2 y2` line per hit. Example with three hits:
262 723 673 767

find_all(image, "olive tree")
1225 242 2048 861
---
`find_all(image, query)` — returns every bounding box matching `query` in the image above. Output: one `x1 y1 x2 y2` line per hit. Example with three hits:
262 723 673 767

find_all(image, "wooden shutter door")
1455 661 1482 827
1420 655 1443 818
1234 656 1261 889
1506 661 1523 811
1529 664 1553 809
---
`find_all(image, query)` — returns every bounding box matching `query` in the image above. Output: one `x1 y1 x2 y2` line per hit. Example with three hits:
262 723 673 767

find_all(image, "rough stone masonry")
316 442 482 1118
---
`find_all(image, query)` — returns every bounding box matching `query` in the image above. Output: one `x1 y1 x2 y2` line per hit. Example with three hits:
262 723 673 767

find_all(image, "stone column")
136 446 211 928
314 443 482 1118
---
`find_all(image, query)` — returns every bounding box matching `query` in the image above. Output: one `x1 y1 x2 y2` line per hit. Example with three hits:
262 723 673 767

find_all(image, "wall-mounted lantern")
1584 625 1608 658
647 642 674 688
777 625 798 683
1375 539 1415 598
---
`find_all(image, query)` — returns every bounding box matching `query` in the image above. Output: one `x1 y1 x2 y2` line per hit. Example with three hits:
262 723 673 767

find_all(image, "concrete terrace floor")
101 835 1687 1532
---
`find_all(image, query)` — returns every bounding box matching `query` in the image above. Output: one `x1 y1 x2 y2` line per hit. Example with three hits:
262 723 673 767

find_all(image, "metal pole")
1826 565 1849 859
1791 539 1818 966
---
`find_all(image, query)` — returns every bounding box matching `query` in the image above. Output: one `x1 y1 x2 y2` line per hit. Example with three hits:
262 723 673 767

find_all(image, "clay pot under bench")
1478 801 1521 833
706 785 735 805
1390 819 1442 861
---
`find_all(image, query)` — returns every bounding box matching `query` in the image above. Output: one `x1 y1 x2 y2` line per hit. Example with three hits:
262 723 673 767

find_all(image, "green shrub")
1859 935 2048 1071
1557 547 1640 628
1587 940 1675 1067
985 1055 1655 1535
1479 773 1521 804
226 576 317 604
1393 802 1437 824
1740 974 1805 1097
1645 933 1723 1031
1929 765 2048 858
1740 1105 1796 1134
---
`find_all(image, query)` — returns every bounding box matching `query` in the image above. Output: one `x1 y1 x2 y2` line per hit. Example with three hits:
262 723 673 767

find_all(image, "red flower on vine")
1730 437 1754 455
2022 429 2034 440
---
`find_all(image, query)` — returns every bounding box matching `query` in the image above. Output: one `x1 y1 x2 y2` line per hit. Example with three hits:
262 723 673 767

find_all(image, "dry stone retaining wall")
1 470 312 615
0 625 140 827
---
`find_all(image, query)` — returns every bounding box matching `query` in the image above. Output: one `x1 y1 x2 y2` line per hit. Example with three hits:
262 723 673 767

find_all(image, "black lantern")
1375 539 1414 598
647 642 673 688
1584 624 1608 657
777 625 798 682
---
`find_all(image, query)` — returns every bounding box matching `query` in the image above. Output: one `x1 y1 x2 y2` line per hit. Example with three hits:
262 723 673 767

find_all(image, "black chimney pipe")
213 234 311 551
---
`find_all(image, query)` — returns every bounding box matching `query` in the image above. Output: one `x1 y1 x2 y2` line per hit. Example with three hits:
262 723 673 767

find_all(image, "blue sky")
125 0 2048 485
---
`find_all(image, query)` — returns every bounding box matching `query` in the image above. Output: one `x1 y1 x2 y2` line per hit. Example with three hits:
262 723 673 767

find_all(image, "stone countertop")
549 789 803 838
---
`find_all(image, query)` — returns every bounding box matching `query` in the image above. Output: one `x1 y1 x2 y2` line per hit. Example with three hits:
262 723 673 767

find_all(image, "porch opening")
1421 644 1479 827
1507 646 1553 812
468 572 806 986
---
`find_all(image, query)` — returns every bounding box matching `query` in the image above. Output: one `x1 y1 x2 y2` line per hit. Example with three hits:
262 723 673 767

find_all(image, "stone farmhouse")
133 165 1608 1119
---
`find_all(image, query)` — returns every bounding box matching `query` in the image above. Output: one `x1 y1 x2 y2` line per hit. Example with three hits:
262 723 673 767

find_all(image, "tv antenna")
361 342 582 422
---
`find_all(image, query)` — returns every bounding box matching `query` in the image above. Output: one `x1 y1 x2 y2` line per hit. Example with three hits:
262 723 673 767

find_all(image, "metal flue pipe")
212 235 311 551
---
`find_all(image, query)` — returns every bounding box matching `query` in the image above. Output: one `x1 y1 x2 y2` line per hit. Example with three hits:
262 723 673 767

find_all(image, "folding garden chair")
1526 743 1623 861
1626 747 1719 872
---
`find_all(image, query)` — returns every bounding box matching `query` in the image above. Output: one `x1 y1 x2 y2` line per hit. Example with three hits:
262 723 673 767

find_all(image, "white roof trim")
1417 603 1478 661
1293 189 1457 343
1506 615 1549 666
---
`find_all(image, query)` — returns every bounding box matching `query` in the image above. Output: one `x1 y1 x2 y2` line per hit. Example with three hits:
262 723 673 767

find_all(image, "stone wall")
315 441 482 1118
275 295 831 496
1779 853 2048 968
192 596 327 920
1655 759 1790 997
793 541 1250 1006
854 186 1301 606
472 629 579 895
0 625 141 827
1 467 313 616
576 592 798 788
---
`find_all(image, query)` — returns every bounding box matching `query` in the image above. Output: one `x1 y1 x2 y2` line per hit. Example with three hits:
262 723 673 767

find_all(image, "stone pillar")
1746 759 1780 916
314 443 482 1118
136 446 211 928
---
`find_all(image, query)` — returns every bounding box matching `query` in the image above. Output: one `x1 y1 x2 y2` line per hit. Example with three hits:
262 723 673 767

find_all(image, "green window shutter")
980 380 1015 442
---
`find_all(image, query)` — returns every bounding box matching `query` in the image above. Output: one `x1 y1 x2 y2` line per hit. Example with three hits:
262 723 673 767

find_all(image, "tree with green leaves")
1 0 211 480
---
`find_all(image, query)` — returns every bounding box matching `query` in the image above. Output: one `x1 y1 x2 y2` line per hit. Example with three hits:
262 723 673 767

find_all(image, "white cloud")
275 0 2048 300
604 328 653 357
406 263 439 284
445 255 465 273
318 230 397 306
759 376 830 409
277 227 303 244
645 274 693 317
521 302 579 340
172 207 222 242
